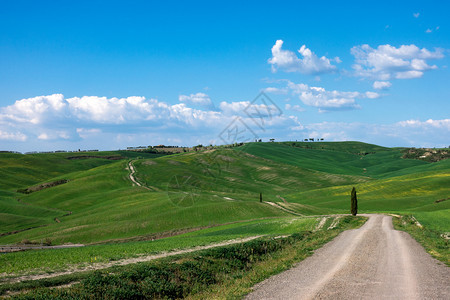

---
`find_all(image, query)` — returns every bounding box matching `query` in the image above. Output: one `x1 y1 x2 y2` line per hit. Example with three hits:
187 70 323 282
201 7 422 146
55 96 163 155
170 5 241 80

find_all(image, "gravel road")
246 214 449 299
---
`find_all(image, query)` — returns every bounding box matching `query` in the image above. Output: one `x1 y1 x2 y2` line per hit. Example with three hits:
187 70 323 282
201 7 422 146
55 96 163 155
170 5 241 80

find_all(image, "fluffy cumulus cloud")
0 94 67 124
0 94 223 128
0 93 302 150
67 96 162 124
351 44 444 80
268 40 338 74
1 93 448 150
277 81 380 112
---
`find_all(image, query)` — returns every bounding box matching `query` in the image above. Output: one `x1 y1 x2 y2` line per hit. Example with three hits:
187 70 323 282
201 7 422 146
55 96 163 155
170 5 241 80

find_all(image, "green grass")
0 141 448 290
133 149 368 198
3 216 366 298
393 215 449 265
413 209 450 233
1 217 319 276
0 151 163 191
284 169 450 215
0 148 367 244
280 141 389 153
0 151 165 235
239 142 428 178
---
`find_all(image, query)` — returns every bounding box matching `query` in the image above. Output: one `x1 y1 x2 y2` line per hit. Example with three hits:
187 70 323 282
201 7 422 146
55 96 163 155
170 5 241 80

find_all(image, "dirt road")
246 214 449 299
4 236 262 284
128 160 142 187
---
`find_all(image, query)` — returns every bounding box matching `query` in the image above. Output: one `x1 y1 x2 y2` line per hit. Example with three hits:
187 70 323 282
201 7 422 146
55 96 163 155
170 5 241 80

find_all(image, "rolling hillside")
0 148 367 244
0 151 164 239
238 142 428 178
0 141 448 247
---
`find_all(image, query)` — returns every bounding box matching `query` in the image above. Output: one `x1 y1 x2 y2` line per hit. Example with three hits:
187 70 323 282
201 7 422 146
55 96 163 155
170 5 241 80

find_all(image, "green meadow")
0 217 320 275
0 141 448 281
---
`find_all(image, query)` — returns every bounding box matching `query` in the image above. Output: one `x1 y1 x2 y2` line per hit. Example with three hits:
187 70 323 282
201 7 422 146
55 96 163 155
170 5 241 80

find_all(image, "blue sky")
1 0 449 152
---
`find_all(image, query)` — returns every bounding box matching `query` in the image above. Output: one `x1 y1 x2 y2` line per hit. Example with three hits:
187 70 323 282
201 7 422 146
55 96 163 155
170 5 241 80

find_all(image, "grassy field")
1 216 366 298
238 142 428 178
282 167 450 217
0 217 322 276
0 151 165 237
1 142 448 244
239 142 449 232
0 148 367 245
0 141 448 296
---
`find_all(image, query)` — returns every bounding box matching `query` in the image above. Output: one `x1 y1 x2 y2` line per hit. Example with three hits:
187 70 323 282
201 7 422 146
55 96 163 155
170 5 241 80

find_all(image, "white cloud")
268 40 337 74
0 94 223 142
0 130 27 141
373 81 392 89
219 101 251 115
285 104 305 112
351 44 444 80
0 94 66 124
395 70 424 79
76 128 101 134
37 131 71 141
263 87 288 94
179 92 212 106
285 81 378 112
413 12 420 18
0 94 301 149
66 96 162 124
2 93 447 150
219 101 281 118
303 118 450 147
397 119 450 129
365 91 380 99
38 133 50 140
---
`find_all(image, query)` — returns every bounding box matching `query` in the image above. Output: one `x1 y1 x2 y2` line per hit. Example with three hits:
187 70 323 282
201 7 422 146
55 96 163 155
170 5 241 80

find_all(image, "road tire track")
246 214 449 299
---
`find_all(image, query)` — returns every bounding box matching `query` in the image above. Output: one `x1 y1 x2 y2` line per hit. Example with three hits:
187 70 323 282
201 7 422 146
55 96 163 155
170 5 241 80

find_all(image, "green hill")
0 141 449 284
0 141 448 247
0 148 367 244
238 142 428 178
0 151 163 191
0 151 164 239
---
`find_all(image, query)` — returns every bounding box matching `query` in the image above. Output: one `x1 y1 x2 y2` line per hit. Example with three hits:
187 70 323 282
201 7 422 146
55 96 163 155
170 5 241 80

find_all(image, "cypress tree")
351 187 358 216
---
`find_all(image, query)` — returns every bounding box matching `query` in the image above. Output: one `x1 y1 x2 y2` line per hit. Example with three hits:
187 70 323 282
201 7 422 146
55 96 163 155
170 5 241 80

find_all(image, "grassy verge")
3 216 366 299
0 217 316 276
392 214 449 266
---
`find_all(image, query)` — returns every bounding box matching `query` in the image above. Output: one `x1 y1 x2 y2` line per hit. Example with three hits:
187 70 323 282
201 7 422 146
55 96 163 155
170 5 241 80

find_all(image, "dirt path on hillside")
127 160 157 191
246 214 450 299
128 160 142 187
3 236 262 284
0 244 84 253
263 201 303 216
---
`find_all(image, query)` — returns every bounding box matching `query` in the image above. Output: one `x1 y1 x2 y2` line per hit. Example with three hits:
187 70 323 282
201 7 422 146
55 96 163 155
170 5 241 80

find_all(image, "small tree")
351 187 358 216
259 192 262 202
